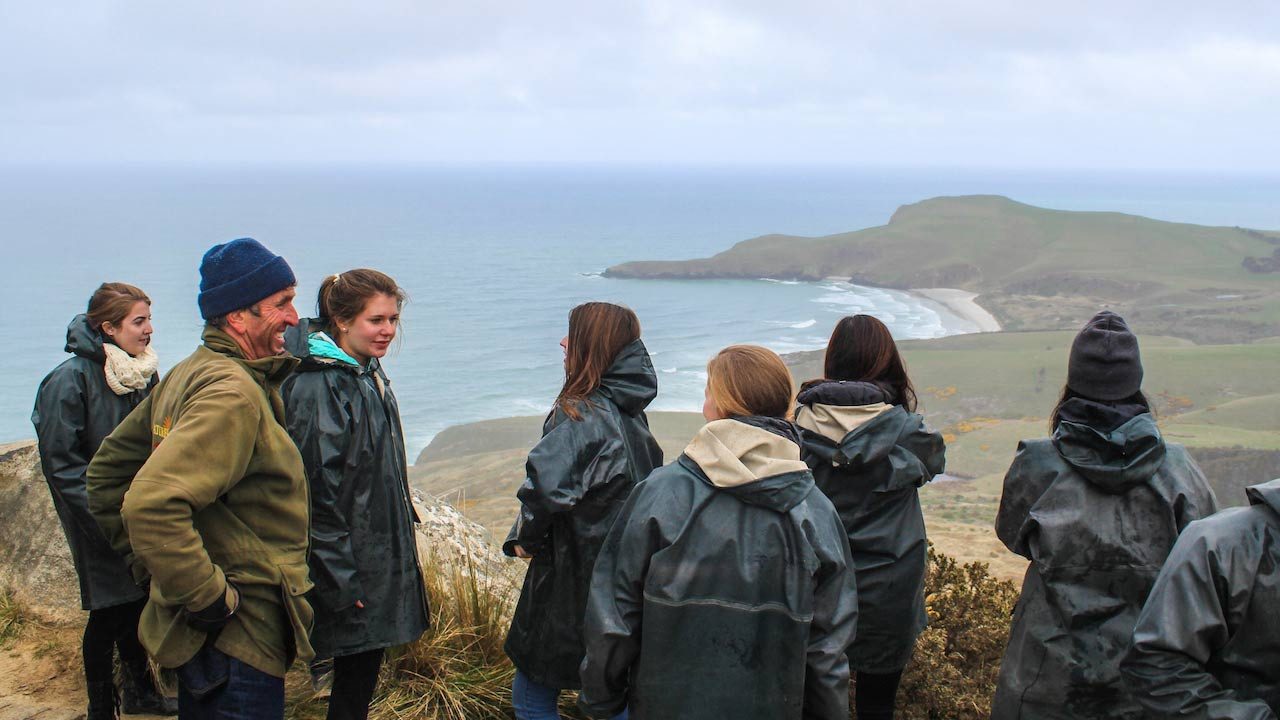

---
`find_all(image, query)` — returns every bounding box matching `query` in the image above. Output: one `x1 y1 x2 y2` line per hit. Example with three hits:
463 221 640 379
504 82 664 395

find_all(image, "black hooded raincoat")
579 416 858 720
281 320 429 659
1122 478 1280 719
795 380 945 673
503 339 664 690
32 314 153 610
992 398 1218 719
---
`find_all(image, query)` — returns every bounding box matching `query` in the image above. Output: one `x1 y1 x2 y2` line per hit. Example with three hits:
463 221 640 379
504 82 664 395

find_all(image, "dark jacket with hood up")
794 380 945 673
992 397 1218 719
503 339 664 690
32 314 154 610
281 319 429 659
579 416 858 720
1121 478 1280 720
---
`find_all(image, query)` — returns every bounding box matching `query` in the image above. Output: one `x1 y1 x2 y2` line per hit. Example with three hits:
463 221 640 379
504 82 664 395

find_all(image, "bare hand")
513 544 533 560
355 599 365 609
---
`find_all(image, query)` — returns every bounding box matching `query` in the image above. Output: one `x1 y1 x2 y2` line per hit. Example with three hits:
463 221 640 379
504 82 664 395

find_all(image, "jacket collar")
202 326 299 385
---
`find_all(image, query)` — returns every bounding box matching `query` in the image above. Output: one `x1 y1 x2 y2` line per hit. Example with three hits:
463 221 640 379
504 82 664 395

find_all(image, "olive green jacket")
88 327 314 678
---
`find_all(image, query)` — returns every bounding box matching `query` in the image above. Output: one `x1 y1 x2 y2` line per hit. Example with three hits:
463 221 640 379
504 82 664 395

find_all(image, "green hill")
605 195 1280 343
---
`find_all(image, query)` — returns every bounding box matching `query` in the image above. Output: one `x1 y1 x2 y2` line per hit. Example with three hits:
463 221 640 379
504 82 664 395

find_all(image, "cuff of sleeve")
185 566 228 614
578 694 627 719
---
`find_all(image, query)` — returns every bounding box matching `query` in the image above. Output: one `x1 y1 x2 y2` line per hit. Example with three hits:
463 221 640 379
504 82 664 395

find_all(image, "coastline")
912 288 1001 333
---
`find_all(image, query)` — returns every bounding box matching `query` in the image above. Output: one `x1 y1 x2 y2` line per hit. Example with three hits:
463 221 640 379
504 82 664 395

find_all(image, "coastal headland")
416 195 1280 580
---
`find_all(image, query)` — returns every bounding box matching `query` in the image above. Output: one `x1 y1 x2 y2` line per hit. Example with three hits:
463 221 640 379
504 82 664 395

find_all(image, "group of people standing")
29 235 1280 720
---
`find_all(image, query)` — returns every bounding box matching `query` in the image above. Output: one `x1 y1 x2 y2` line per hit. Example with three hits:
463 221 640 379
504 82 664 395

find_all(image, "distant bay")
3 165 1278 458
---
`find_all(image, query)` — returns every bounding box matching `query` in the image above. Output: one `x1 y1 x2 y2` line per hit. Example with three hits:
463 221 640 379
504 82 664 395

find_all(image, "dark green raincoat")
795 380 945 673
579 416 858 720
32 314 153 610
503 339 664 690
282 320 428 659
992 398 1218 719
1122 478 1280 719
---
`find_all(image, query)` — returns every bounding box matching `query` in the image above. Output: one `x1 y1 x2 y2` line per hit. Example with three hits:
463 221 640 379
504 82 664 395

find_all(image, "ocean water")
3 165 1278 459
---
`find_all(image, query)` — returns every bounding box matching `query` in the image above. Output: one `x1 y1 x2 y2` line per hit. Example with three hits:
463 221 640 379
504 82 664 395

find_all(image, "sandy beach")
913 288 1002 333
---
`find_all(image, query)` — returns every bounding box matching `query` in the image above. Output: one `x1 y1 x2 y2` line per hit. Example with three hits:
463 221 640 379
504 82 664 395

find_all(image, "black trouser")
326 649 385 720
854 669 904 720
83 598 148 684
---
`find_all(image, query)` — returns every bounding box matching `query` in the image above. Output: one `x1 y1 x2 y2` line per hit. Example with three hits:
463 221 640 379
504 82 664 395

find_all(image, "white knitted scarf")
102 343 159 395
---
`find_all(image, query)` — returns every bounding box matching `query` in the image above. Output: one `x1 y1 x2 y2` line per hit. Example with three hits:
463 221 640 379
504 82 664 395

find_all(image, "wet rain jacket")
579 416 858 720
281 320 429 660
1122 478 1280 719
503 339 664 690
87 327 314 678
795 380 945 673
32 315 154 610
992 398 1218 719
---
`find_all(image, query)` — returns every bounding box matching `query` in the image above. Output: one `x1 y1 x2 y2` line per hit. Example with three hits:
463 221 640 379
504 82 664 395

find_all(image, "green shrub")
890 545 1019 719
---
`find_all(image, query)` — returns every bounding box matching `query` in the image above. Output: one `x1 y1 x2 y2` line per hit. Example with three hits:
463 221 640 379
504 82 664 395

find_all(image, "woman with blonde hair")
579 345 857 720
282 269 428 720
503 302 664 720
33 282 176 718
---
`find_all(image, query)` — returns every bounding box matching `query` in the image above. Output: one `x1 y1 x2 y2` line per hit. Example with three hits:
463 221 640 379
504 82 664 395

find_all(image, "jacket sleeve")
803 507 857 720
33 369 117 550
115 381 259 614
578 481 661 719
1121 524 1276 720
505 412 624 556
86 393 155 584
285 376 364 611
1168 446 1220 532
995 440 1049 558
903 415 947 485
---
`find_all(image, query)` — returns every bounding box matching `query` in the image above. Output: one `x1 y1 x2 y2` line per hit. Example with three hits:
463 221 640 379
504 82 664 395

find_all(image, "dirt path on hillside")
0 625 168 720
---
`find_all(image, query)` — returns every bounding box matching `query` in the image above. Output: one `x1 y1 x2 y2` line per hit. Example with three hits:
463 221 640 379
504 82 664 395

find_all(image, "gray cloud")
2 1 1278 168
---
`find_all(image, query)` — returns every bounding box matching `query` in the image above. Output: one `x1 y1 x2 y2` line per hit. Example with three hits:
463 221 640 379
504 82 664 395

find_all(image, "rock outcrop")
0 439 511 627
0 441 84 625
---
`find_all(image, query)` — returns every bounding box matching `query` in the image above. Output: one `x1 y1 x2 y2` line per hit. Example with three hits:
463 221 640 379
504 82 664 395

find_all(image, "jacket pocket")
277 562 316 666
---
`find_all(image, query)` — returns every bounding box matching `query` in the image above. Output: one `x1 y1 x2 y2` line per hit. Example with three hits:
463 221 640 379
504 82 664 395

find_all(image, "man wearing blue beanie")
88 238 313 719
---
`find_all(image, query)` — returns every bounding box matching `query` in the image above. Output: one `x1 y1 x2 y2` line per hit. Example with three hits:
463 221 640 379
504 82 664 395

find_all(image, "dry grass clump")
371 551 520 720
0 590 29 647
892 544 1019 719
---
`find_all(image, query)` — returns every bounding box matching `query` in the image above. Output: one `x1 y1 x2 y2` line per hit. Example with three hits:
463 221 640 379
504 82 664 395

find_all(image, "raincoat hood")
796 380 896 448
285 318 362 369
65 314 107 363
683 416 812 513
1051 399 1166 494
595 339 658 416
1245 477 1280 517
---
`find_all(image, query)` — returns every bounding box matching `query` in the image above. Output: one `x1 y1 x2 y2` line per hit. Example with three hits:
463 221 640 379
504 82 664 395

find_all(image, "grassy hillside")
412 330 1278 580
605 195 1280 343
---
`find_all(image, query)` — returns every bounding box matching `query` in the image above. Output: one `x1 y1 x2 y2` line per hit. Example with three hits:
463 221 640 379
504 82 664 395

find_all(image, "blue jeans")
177 643 284 720
512 670 628 720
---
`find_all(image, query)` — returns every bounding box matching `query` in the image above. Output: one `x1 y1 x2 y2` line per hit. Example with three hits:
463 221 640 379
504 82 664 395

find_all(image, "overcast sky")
2 1 1278 170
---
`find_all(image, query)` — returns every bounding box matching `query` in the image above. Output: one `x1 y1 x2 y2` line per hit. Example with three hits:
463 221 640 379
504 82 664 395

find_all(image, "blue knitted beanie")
198 238 296 320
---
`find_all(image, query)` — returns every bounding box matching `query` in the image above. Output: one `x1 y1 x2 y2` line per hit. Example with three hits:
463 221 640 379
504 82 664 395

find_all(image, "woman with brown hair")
991 311 1217 719
503 302 663 720
794 314 945 720
32 283 176 719
281 269 429 720
579 345 857 720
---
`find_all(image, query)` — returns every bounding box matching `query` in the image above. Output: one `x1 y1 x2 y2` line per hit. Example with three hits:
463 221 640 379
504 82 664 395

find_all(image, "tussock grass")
0 590 29 647
371 550 520 720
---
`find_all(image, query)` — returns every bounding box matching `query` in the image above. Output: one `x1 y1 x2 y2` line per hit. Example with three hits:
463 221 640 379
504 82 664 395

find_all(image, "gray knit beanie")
1067 311 1143 401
